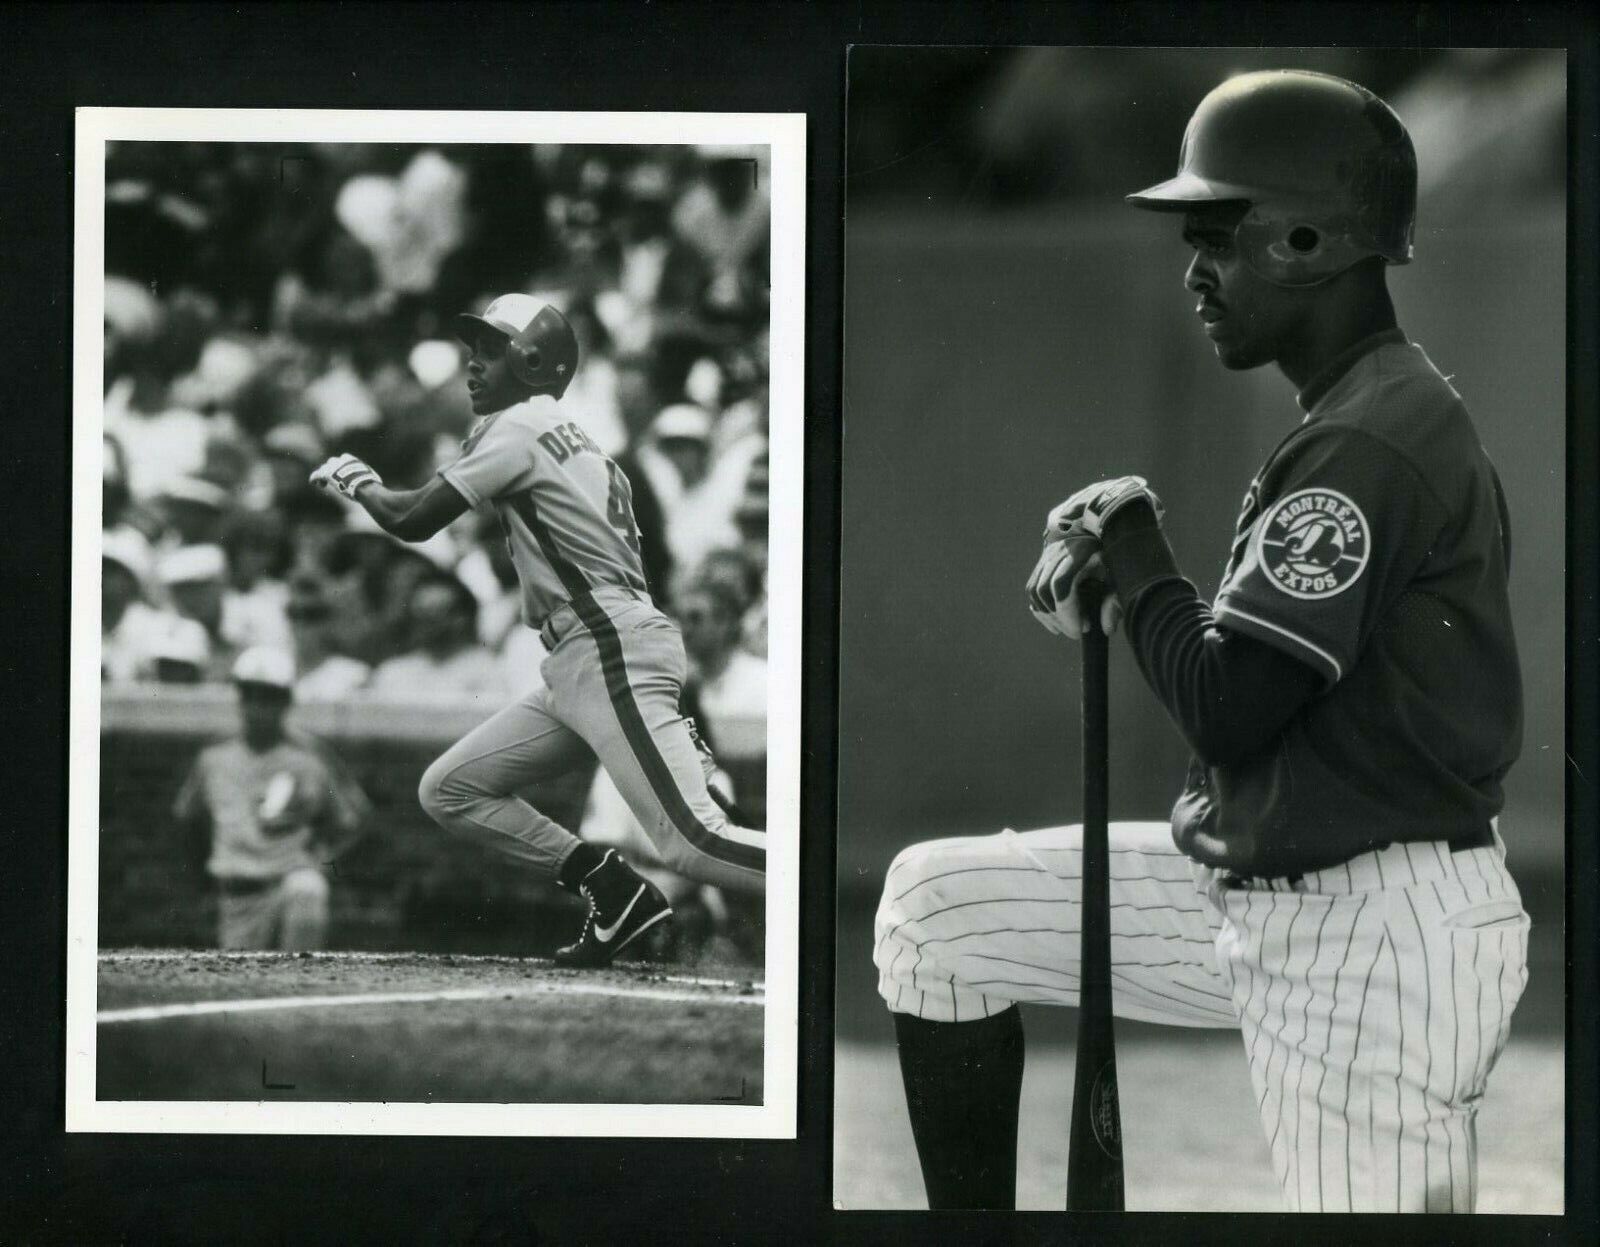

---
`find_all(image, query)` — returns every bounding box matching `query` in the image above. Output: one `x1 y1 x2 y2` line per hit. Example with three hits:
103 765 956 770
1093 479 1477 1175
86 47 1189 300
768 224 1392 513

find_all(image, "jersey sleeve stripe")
438 464 485 510
1214 598 1343 685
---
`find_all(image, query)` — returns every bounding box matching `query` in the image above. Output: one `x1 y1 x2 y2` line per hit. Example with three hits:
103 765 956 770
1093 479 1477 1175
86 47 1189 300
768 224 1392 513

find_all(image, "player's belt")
1444 823 1495 853
1221 824 1496 894
539 587 648 649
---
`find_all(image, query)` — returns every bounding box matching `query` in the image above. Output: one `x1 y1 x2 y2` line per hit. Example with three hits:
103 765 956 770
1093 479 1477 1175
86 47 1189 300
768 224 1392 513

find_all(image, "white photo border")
68 107 804 1138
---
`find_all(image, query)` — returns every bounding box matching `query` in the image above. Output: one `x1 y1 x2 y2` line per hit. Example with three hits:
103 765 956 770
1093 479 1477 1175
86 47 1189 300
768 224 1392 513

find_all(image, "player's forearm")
1102 511 1320 766
352 483 437 543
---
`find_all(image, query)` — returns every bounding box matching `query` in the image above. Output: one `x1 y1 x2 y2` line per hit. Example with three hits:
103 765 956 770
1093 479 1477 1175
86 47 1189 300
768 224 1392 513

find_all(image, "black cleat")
554 850 673 968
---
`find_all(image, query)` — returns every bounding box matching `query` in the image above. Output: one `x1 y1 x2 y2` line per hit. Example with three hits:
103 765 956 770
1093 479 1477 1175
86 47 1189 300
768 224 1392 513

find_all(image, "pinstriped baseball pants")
874 820 1529 1212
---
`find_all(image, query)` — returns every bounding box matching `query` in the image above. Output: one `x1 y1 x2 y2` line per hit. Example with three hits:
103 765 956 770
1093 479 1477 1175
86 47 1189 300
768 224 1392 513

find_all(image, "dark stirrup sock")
557 841 606 891
893 1005 1025 1210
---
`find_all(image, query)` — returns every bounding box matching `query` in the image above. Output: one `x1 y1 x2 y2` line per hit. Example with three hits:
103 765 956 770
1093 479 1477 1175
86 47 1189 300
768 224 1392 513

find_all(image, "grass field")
97 951 764 1105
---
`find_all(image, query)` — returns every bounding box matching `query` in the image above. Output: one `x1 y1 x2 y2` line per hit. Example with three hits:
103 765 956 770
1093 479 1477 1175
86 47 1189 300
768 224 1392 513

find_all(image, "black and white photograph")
68 108 803 1136
835 47 1566 1211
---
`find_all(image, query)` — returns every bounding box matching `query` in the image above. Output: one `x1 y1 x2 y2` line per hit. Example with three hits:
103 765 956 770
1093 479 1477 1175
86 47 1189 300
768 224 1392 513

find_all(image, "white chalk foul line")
96 950 761 995
99 981 764 1025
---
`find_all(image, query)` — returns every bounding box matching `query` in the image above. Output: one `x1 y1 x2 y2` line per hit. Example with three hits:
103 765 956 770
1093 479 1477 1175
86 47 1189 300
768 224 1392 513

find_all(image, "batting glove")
310 454 381 501
1026 531 1124 640
1044 475 1164 541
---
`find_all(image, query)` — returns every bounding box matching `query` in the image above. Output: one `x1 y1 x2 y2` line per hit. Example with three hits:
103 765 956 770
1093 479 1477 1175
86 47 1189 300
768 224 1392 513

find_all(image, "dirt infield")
97 951 763 1105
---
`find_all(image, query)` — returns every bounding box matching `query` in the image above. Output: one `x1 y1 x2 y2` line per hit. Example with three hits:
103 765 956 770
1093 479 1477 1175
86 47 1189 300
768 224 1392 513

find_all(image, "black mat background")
2 4 1595 1244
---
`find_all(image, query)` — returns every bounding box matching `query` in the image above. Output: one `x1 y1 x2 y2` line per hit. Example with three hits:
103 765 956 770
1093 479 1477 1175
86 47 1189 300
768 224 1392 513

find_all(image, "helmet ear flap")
1237 208 1368 287
1286 225 1322 254
496 303 579 395
506 341 542 388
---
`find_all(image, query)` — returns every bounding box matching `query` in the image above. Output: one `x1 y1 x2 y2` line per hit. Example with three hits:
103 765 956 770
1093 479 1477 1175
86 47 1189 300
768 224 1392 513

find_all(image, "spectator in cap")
157 543 236 680
636 402 764 573
644 400 715 483
220 509 293 653
148 615 212 684
173 646 370 951
102 529 212 684
368 569 504 702
635 403 716 569
284 574 372 702
157 475 234 549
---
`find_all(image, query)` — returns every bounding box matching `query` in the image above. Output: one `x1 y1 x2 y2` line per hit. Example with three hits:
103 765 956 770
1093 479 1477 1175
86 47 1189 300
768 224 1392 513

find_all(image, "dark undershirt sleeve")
1099 503 1323 767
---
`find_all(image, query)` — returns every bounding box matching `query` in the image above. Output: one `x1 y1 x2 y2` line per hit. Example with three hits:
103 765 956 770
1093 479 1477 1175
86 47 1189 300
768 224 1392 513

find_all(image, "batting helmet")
455 294 580 398
1127 70 1417 287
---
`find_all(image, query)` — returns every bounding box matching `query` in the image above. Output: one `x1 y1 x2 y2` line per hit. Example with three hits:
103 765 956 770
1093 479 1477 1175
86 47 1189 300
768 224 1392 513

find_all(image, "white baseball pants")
874 820 1530 1212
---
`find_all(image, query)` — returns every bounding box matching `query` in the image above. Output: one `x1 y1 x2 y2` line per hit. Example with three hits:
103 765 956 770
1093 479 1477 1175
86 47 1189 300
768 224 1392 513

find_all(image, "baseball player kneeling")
311 296 765 969
876 71 1529 1212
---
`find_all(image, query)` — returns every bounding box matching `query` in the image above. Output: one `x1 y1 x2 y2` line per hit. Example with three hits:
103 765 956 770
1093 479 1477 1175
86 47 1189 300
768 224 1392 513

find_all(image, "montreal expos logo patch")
1256 487 1370 599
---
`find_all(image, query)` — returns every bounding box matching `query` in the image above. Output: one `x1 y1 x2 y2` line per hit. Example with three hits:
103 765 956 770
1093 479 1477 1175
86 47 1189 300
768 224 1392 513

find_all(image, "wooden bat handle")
1066 580 1125 1210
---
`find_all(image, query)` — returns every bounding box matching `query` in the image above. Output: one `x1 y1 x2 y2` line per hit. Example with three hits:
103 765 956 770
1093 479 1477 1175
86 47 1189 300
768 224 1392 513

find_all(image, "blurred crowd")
101 141 772 736
847 48 1565 215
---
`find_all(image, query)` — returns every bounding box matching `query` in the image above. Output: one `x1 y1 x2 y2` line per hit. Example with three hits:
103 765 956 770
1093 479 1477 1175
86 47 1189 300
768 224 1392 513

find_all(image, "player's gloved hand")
1024 502 1126 643
1045 475 1164 539
310 454 382 501
1026 521 1124 640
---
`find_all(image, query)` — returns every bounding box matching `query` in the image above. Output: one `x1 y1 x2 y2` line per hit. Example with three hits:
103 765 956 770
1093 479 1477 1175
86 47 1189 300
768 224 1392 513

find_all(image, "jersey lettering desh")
441 396 649 626
1173 331 1523 875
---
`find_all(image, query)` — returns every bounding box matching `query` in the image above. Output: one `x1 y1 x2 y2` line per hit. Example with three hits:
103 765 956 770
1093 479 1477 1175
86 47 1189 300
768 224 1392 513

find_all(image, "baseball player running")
312 295 765 967
875 71 1529 1212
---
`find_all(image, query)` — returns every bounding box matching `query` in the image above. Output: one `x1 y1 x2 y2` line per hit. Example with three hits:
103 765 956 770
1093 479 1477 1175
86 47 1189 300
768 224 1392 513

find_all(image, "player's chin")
1212 339 1269 371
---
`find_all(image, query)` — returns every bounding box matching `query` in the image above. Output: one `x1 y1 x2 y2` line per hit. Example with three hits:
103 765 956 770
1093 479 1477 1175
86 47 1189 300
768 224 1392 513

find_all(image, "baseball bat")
1066 581 1124 1210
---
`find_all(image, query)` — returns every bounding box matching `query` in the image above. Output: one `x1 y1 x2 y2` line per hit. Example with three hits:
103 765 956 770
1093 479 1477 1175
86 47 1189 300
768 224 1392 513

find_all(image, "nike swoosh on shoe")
594 885 646 943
